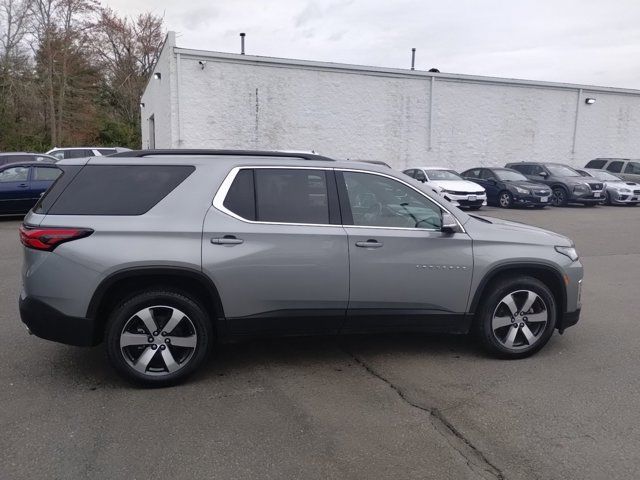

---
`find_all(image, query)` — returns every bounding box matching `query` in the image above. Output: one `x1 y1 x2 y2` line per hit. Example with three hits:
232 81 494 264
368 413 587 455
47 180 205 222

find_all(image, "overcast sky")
107 0 640 89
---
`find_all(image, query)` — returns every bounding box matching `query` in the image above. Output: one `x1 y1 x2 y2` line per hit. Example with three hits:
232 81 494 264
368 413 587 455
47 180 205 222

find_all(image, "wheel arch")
469 262 567 321
87 266 225 343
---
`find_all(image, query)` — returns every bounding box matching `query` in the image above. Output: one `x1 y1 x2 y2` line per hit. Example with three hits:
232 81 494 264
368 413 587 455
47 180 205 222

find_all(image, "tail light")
19 224 93 251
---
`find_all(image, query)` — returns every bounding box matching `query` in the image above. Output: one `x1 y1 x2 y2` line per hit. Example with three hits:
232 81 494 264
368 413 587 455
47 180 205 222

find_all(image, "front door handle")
211 235 244 245
18 183 28 188
355 239 383 248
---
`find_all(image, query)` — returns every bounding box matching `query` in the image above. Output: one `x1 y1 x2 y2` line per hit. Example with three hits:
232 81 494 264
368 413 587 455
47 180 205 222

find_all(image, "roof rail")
109 149 337 162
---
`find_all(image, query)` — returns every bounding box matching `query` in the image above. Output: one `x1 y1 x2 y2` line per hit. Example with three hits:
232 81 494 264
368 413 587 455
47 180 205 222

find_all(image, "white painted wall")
142 35 640 172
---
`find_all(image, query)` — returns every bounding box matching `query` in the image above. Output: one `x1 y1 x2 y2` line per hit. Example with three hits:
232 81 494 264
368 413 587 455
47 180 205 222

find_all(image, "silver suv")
19 150 583 386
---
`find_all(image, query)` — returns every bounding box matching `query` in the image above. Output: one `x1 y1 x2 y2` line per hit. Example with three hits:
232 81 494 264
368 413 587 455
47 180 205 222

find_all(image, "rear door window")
0 166 29 182
509 164 530 175
254 169 329 224
606 161 624 173
40 165 194 215
585 159 607 169
33 167 62 181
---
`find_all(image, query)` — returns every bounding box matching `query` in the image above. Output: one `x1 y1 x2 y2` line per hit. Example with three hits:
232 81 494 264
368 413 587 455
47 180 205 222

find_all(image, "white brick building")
141 32 640 171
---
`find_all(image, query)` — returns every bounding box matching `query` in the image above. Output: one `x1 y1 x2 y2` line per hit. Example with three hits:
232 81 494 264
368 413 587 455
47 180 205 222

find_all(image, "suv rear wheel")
106 289 213 386
475 276 557 358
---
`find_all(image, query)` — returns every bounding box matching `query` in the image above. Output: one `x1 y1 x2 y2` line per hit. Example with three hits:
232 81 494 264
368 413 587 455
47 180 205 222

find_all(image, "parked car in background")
403 167 487 210
19 150 583 386
575 168 640 206
0 152 57 166
46 147 131 160
0 162 61 216
462 167 552 208
505 162 604 207
584 158 640 183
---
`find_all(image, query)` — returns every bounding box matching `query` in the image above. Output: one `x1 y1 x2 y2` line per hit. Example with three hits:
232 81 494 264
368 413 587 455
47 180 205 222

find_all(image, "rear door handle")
355 239 383 248
211 235 244 245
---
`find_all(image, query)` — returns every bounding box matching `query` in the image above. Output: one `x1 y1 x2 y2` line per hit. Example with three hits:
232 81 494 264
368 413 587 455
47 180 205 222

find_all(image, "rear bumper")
558 308 581 334
19 295 99 346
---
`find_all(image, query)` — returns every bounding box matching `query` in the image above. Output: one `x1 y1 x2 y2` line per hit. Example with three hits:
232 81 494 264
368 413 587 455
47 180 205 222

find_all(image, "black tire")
474 276 557 359
106 289 213 386
551 187 568 207
498 191 513 208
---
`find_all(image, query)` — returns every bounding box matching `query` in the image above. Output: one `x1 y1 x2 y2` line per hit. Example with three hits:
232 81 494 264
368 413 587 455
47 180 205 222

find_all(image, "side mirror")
441 212 459 234
538 171 548 177
488 178 497 184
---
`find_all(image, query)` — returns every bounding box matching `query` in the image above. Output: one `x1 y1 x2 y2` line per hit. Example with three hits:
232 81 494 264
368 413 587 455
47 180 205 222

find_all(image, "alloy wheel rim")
499 193 511 207
120 306 198 376
491 290 548 350
553 189 564 206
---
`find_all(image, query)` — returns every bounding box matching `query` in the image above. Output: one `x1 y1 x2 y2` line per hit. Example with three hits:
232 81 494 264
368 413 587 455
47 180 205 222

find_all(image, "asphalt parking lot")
1 204 639 480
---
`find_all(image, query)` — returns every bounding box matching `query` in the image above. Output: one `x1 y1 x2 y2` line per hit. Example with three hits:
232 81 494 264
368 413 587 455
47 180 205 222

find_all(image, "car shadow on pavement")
56 332 486 389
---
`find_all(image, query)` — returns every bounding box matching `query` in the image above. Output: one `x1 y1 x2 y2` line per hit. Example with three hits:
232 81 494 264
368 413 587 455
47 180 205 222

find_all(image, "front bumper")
610 190 640 204
443 192 487 208
558 308 581 333
19 294 99 346
570 190 605 204
512 193 551 206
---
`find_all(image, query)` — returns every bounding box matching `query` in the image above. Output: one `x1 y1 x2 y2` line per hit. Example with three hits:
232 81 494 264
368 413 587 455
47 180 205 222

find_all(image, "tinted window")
606 161 623 173
624 161 640 174
547 164 580 177
33 167 61 181
254 169 329 224
0 155 29 164
97 149 117 155
0 166 29 182
585 159 607 169
223 169 256 221
480 169 497 180
45 165 194 215
343 172 442 229
414 169 427 181
509 164 530 174
402 169 415 178
64 149 93 159
463 169 481 179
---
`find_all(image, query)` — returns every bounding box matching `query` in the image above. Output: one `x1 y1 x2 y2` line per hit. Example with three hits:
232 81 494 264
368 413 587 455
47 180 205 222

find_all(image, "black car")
0 162 61 216
0 152 58 166
462 167 552 208
505 162 604 206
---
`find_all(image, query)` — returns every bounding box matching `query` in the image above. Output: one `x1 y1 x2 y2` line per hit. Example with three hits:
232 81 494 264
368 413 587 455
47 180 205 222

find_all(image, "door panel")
203 166 349 335
337 170 474 332
0 166 31 214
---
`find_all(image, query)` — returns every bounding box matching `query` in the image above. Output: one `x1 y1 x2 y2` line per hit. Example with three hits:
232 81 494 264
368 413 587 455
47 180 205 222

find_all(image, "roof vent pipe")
411 48 416 70
240 32 246 55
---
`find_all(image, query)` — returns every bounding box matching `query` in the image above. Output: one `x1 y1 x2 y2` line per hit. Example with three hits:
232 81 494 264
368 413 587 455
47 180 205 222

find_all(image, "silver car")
577 168 640 206
19 150 583 386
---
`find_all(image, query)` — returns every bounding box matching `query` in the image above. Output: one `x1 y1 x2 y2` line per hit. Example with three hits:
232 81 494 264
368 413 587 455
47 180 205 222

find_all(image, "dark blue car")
462 167 552 208
0 162 61 216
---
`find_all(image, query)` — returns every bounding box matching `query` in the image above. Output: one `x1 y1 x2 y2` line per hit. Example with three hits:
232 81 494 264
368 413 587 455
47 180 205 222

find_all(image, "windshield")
495 169 528 181
426 169 462 181
546 164 581 177
590 170 621 181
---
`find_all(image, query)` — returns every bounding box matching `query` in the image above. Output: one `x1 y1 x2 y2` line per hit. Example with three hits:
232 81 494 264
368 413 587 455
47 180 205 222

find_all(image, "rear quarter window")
38 165 194 216
585 159 607 169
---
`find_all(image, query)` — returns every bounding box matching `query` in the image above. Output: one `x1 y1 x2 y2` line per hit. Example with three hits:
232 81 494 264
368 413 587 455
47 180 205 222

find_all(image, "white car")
46 147 131 160
403 167 487 210
577 168 639 206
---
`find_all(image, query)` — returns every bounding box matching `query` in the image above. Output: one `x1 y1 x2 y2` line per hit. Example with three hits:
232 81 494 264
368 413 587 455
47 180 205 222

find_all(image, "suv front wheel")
106 289 213 386
475 276 557 358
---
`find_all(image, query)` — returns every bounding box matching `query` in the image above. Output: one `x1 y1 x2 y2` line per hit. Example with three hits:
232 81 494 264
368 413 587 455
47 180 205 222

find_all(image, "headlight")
618 188 631 193
513 186 530 194
555 246 579 261
572 184 589 192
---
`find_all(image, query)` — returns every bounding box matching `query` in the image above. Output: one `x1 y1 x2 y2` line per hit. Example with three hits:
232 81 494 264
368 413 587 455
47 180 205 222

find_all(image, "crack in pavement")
343 347 505 480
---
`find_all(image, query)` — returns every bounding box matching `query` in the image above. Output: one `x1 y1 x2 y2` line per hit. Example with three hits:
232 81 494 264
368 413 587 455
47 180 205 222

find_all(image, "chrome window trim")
212 165 466 233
